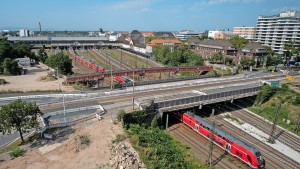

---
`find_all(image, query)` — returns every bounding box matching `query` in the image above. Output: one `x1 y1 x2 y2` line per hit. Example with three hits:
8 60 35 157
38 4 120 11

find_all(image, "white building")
174 30 202 40
20 29 29 37
255 11 300 54
109 33 120 41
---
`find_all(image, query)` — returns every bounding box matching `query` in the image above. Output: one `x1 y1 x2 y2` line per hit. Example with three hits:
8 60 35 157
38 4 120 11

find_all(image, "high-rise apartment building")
255 11 300 54
20 29 29 37
233 27 256 40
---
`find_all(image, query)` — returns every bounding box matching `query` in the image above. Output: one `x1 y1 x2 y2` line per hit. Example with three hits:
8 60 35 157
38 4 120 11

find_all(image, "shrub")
0 78 8 85
117 110 126 122
79 135 90 145
9 147 24 159
112 134 126 143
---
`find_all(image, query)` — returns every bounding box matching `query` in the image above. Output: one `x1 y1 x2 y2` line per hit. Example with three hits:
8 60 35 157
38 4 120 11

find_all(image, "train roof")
186 112 261 155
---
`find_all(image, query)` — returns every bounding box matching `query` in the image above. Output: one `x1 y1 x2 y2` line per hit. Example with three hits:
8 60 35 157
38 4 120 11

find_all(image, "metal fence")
125 74 218 87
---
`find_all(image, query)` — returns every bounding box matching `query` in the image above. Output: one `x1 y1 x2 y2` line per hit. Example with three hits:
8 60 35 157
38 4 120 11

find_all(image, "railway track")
91 49 131 70
168 122 245 169
206 115 300 168
226 101 300 154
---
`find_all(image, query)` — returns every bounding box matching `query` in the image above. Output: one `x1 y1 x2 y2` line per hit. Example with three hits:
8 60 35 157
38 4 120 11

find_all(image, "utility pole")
110 60 113 91
61 83 66 123
208 109 215 167
120 48 123 70
268 103 281 143
132 69 135 110
294 112 300 132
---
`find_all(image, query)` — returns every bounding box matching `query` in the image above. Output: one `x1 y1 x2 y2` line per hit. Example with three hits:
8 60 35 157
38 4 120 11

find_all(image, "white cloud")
271 6 300 14
192 0 264 9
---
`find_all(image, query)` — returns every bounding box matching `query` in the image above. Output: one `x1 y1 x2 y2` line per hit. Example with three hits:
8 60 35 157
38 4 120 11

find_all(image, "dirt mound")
39 75 57 82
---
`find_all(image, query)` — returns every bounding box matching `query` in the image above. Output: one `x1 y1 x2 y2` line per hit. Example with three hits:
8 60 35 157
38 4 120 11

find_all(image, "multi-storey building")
256 11 300 54
175 30 202 40
233 27 256 40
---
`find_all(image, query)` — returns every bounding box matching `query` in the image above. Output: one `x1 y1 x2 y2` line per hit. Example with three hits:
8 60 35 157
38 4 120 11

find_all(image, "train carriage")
178 112 265 168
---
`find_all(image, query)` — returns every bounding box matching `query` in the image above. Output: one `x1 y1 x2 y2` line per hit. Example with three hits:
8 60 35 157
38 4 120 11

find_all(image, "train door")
226 143 231 153
194 124 199 132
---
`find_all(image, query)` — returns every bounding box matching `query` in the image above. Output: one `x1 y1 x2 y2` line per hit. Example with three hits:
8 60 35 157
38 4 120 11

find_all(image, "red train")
176 111 265 169
68 50 105 73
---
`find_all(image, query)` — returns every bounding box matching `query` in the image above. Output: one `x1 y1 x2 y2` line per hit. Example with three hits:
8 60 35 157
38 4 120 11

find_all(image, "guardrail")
43 105 104 118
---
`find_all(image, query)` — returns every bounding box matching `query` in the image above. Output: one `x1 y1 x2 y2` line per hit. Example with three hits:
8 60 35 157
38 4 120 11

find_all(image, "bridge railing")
154 86 261 109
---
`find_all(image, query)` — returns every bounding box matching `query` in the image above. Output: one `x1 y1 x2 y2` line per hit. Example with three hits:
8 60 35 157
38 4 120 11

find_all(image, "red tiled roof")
147 39 182 46
141 32 153 37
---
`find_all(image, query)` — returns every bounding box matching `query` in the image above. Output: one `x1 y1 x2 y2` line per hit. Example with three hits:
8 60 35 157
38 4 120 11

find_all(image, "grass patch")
104 49 153 69
250 85 300 136
112 134 126 144
224 114 244 125
9 147 24 159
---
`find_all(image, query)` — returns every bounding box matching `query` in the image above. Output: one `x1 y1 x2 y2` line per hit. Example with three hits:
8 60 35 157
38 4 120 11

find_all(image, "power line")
268 103 281 144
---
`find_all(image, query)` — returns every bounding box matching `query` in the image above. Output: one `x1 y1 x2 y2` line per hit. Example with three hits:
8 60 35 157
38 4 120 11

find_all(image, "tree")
225 57 234 66
186 53 204 66
45 53 73 75
240 57 255 68
1 58 19 75
266 55 283 69
37 47 48 63
0 100 43 142
210 52 223 63
0 38 12 63
263 45 274 56
229 35 249 50
12 42 32 58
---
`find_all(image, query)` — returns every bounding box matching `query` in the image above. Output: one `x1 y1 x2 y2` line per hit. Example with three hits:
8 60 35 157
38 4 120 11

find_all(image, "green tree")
229 35 249 50
37 47 48 63
186 53 204 66
0 100 43 142
45 53 73 75
225 57 234 65
210 52 223 63
0 38 12 63
240 57 255 68
12 42 32 58
266 55 283 69
263 45 274 56
1 58 19 75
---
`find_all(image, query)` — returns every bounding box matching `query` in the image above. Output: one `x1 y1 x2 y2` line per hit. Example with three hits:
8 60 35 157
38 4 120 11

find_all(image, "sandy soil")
0 65 73 92
0 119 129 169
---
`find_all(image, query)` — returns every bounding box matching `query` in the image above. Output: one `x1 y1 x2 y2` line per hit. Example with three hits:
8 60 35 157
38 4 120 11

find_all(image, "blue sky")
0 0 299 32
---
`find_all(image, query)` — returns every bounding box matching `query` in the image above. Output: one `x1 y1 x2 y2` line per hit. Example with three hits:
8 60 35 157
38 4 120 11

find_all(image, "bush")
112 134 126 143
117 110 126 122
0 78 8 85
79 135 90 145
9 147 24 159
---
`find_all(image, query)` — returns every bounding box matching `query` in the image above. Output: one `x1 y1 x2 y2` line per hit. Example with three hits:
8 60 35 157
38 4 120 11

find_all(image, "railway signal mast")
268 103 281 143
207 109 216 166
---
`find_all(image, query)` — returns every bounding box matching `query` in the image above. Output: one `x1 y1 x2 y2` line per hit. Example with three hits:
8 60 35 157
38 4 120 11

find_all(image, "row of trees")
0 38 73 76
152 45 204 66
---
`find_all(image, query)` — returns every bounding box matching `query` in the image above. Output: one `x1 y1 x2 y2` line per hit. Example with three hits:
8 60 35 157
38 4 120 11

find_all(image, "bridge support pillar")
165 113 169 129
231 97 234 103
199 102 203 109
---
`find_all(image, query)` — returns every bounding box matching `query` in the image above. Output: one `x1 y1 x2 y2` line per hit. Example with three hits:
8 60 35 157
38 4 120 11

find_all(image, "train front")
255 151 265 169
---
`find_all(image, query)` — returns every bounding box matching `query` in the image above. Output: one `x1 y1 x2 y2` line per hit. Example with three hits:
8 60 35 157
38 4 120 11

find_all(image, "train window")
189 120 192 123
218 135 221 138
247 155 252 163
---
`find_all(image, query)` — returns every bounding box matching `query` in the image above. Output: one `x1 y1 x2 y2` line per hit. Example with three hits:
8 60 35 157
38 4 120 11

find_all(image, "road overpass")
136 83 264 113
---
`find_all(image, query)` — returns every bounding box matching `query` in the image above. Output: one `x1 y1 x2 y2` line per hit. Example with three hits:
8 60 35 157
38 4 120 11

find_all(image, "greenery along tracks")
103 49 155 69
